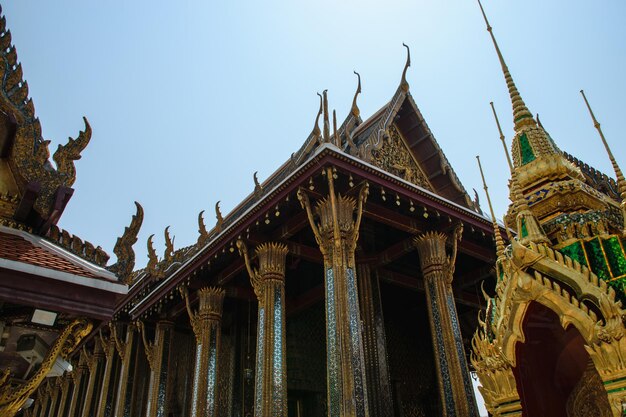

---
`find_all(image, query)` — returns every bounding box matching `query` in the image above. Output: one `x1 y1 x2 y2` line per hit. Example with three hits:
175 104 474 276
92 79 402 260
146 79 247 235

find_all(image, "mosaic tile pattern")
254 307 266 417
446 294 479 417
206 326 218 415
272 286 285 417
346 268 368 416
428 280 455 416
190 344 202 417
156 327 171 417
325 268 341 415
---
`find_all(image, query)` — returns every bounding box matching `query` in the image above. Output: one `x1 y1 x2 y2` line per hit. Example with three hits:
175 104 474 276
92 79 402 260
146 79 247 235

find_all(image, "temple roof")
0 6 143 284
0 226 118 282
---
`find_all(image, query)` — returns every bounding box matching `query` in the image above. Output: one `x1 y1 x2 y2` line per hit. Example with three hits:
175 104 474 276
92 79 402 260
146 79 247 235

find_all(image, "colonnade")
27 180 478 417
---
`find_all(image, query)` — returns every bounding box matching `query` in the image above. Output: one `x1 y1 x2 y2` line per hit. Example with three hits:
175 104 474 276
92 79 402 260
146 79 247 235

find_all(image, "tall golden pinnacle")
489 102 514 172
581 90 626 235
476 156 506 260
477 0 534 131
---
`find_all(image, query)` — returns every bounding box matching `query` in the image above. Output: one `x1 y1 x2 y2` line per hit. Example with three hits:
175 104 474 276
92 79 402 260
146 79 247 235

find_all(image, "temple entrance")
514 301 611 417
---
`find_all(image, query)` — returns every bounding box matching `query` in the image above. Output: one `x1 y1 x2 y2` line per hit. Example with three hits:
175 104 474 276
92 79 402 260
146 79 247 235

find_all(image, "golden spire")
322 89 330 142
400 43 411 92
477 0 534 130
351 71 361 118
489 101 513 172
580 90 626 198
476 155 506 260
581 90 626 234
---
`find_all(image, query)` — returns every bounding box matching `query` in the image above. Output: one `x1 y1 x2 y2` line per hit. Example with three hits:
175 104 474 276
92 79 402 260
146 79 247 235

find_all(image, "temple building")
1 2 625 417
471 2 626 417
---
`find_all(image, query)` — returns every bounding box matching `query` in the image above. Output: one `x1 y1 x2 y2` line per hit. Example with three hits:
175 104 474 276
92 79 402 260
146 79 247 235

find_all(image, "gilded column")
95 333 118 417
37 381 51 417
298 171 370 417
356 264 393 417
112 323 138 417
67 351 89 417
138 320 175 417
30 397 41 417
413 227 478 417
182 286 226 417
55 374 72 417
237 241 289 417
47 378 62 417
81 342 106 417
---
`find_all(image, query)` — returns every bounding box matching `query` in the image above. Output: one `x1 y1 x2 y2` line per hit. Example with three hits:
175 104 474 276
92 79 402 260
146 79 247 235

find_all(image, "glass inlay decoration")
190 344 202 417
325 268 341 416
518 133 536 165
427 280 455 416
346 268 367 415
156 327 171 417
558 234 626 304
272 285 285 417
254 307 266 417
206 327 218 414
446 294 478 417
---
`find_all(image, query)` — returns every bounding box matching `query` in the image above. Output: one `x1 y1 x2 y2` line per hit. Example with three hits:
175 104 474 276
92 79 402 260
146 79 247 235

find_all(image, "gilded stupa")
472 1 626 416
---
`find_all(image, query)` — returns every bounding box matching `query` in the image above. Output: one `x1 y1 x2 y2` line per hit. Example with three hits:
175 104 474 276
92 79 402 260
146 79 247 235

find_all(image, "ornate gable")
369 123 433 190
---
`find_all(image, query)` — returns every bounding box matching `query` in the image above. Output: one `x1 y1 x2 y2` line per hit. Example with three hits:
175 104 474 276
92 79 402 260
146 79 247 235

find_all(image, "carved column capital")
196 287 226 320
413 231 449 271
414 223 463 283
256 242 288 281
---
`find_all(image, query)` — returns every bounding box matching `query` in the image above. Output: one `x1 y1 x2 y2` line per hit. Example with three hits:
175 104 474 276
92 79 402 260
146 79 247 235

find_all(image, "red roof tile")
0 232 100 279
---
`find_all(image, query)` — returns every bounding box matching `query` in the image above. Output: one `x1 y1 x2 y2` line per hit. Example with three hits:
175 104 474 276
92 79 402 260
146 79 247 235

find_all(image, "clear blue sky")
4 1 626 268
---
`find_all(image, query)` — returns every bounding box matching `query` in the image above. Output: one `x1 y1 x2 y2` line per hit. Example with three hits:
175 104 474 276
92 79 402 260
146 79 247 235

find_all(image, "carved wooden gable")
369 124 433 191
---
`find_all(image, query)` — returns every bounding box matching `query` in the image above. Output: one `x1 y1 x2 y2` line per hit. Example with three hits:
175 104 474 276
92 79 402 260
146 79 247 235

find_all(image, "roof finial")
581 89 626 234
333 110 340 147
489 101 514 172
351 71 362 117
164 226 174 262
401 43 411 92
146 234 159 276
322 89 330 142
198 210 209 245
476 155 506 260
312 93 323 142
477 0 534 131
215 201 224 233
253 171 263 197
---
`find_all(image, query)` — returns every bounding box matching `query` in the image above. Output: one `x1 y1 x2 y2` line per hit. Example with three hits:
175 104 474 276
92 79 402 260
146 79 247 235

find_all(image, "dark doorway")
514 301 610 417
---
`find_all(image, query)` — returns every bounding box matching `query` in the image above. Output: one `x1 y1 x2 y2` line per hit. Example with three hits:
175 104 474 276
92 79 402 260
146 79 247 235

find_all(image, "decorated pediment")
369 124 433 191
